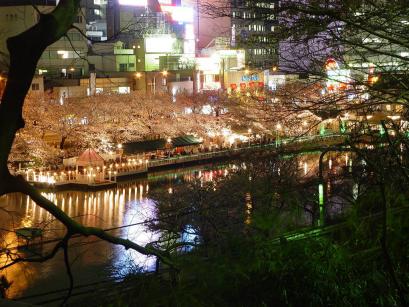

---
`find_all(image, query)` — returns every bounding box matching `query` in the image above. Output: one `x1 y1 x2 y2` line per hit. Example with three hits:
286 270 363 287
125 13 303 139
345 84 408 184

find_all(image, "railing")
147 133 347 168
18 133 347 187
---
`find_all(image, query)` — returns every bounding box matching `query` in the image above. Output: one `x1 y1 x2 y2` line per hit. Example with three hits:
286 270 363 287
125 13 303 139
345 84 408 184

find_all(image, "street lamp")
166 137 172 158
248 128 252 146
117 144 123 163
151 70 169 95
276 123 282 148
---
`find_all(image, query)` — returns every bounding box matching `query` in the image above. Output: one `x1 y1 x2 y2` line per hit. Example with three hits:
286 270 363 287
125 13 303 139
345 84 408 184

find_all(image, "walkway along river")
18 133 346 191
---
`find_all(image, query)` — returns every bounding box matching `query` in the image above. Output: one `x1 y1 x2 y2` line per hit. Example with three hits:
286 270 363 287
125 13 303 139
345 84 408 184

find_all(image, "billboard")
118 0 147 6
160 5 194 23
145 35 177 53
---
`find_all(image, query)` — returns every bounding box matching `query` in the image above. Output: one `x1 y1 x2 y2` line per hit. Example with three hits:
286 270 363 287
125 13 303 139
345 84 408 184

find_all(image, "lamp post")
152 70 168 95
166 137 172 158
135 72 143 92
248 128 252 147
275 123 282 148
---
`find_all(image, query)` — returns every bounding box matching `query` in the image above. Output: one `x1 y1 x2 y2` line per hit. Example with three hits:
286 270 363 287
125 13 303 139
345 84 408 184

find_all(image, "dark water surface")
0 153 350 305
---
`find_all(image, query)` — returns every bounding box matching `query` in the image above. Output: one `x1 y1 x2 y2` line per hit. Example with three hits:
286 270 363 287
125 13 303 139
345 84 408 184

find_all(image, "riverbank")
27 133 346 191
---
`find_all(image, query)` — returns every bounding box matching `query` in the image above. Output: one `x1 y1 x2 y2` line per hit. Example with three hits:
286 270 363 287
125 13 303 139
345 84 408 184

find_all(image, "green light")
379 124 385 136
318 183 324 226
340 121 346 133
320 125 326 136
319 183 324 205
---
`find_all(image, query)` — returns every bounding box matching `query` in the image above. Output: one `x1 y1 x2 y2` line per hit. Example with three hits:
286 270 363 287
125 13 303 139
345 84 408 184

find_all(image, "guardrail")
18 133 347 188
147 133 347 169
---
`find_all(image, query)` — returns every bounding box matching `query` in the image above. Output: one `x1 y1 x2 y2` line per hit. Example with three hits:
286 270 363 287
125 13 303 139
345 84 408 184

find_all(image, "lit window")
118 86 130 94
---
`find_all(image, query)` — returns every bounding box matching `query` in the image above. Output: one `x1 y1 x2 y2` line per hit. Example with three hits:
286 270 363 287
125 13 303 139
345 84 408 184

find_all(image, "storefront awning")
124 135 203 155
172 135 202 147
123 139 166 154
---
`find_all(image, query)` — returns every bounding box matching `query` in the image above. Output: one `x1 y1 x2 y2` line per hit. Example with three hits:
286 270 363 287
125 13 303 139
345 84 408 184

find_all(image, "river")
0 152 351 305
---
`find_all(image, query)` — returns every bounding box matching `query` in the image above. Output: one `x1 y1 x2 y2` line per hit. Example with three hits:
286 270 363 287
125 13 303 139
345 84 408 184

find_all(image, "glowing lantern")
325 58 339 71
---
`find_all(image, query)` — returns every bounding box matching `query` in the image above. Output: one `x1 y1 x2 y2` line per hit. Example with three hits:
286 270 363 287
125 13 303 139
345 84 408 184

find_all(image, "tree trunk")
60 135 67 150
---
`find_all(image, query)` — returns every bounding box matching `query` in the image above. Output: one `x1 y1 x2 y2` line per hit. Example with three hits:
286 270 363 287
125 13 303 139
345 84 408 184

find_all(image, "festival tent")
76 148 105 168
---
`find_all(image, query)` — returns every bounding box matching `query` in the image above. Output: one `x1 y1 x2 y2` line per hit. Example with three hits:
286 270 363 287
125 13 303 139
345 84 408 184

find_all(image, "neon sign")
118 0 147 6
160 5 194 23
242 74 259 82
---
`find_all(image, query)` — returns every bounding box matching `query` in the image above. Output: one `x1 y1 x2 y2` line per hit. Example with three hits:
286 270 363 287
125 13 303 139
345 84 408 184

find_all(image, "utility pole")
196 0 200 46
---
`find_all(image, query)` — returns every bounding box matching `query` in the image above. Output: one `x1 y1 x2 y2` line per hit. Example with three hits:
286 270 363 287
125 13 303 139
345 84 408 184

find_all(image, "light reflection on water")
111 198 159 278
0 165 230 300
0 153 353 301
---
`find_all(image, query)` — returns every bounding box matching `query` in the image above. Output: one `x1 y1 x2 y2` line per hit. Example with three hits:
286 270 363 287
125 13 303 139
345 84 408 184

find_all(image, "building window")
118 87 130 94
6 13 18 21
31 83 40 91
81 117 89 125
119 63 127 72
75 15 83 24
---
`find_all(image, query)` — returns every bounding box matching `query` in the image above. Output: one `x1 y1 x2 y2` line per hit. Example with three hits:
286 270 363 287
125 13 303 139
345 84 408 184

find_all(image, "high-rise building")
0 0 89 77
230 0 279 69
84 0 108 41
105 0 196 71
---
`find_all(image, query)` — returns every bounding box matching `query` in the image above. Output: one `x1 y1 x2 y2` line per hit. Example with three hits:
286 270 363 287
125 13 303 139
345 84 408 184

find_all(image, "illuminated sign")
160 5 194 23
325 58 339 71
326 69 351 91
184 39 195 54
242 74 259 82
325 58 350 91
118 0 147 6
185 23 194 40
145 35 176 53
196 57 220 74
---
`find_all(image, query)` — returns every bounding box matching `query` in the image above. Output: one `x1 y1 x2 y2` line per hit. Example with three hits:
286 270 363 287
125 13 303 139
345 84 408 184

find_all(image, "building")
196 39 246 91
230 0 279 69
84 0 108 41
0 0 89 77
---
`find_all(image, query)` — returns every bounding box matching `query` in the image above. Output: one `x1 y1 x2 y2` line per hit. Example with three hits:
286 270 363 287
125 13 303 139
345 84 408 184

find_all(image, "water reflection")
0 164 236 299
0 153 355 301
111 198 159 278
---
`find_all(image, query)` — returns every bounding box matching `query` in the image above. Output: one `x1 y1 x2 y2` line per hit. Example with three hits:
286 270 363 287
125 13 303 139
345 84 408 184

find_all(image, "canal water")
0 152 351 305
